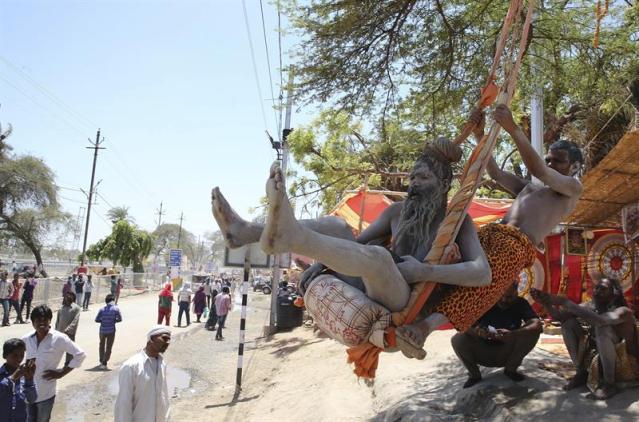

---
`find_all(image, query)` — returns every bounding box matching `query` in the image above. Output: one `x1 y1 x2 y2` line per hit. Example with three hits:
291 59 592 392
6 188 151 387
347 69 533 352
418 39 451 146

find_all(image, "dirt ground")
2 290 639 421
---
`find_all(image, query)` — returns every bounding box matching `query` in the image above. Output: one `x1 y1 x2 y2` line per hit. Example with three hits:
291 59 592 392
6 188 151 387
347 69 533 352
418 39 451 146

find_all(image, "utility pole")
155 201 165 228
270 68 295 330
80 129 105 266
177 212 184 249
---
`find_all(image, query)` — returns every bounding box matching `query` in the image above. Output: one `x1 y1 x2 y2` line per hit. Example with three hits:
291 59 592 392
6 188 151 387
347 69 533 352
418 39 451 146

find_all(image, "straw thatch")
567 129 639 227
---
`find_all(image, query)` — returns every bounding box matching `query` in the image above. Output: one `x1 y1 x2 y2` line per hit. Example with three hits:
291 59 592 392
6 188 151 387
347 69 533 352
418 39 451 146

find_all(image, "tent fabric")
330 190 512 233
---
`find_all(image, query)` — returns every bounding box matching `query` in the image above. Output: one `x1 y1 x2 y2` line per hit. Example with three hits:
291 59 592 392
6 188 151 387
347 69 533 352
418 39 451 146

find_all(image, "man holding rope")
396 104 583 352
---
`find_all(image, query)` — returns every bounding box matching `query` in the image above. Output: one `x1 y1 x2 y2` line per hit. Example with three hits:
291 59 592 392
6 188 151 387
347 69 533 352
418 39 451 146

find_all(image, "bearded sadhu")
211 128 491 357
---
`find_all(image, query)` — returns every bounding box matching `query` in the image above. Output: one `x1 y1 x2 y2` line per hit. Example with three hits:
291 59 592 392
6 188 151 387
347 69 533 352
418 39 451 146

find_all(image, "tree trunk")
27 243 47 278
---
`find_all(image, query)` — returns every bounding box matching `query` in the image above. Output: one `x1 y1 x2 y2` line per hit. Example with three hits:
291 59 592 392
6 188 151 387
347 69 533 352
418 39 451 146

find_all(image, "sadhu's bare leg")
396 313 449 357
259 163 411 313
212 187 356 248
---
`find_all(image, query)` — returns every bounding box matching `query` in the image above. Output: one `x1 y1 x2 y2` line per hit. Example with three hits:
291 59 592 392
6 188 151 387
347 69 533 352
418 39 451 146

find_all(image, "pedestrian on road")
1 338 37 422
193 285 206 323
115 276 124 304
157 283 173 326
22 304 85 422
214 286 232 341
95 294 122 370
82 275 93 311
177 283 192 327
1 271 15 327
203 278 212 309
114 326 171 422
54 292 81 366
11 273 25 324
20 277 36 322
110 275 117 296
73 275 85 312
62 276 73 297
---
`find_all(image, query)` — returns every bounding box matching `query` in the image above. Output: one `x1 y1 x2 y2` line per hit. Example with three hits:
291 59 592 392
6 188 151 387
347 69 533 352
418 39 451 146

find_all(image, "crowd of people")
156 276 235 340
0 267 237 422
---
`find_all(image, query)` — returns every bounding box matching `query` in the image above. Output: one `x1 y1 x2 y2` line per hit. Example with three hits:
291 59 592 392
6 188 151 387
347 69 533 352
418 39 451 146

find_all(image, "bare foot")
211 187 253 248
259 162 304 255
395 325 428 360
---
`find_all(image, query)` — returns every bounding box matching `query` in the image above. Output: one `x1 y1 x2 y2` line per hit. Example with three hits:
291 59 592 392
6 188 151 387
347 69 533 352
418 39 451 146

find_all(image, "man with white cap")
114 325 172 422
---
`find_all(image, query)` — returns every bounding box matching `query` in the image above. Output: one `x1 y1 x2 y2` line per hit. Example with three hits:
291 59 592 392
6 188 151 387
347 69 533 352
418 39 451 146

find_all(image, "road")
0 287 273 421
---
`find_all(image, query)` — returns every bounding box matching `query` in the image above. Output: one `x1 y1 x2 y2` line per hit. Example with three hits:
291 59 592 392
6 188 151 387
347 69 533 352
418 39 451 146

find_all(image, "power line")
58 194 87 205
96 192 115 210
241 0 270 133
259 0 280 141
277 0 285 141
0 56 98 130
0 59 160 206
0 73 91 139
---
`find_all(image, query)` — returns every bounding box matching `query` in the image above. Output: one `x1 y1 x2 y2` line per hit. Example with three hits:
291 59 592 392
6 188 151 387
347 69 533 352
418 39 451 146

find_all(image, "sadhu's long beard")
394 189 446 257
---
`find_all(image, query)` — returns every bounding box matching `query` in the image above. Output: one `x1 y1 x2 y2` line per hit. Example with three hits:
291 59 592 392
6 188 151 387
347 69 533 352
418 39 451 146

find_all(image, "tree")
151 223 197 266
288 109 428 211
285 0 639 179
106 206 135 224
0 128 70 276
84 220 153 274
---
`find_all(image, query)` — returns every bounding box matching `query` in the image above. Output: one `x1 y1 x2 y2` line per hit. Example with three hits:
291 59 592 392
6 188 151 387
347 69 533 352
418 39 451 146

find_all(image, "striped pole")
235 247 251 393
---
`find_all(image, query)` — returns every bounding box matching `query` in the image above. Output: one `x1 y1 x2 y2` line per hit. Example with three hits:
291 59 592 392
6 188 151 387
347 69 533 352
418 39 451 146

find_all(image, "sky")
0 0 312 249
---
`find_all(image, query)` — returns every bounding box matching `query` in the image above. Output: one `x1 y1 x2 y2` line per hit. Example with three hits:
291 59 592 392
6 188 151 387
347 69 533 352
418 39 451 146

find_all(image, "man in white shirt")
22 304 86 422
176 283 192 327
115 325 172 422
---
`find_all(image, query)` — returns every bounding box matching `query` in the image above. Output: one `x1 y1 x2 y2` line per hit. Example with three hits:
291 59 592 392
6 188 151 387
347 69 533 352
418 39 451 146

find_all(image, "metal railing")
12 272 172 310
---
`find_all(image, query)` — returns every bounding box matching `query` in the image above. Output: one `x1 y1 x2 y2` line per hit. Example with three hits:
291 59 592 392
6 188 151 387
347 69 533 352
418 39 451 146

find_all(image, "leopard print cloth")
433 223 536 332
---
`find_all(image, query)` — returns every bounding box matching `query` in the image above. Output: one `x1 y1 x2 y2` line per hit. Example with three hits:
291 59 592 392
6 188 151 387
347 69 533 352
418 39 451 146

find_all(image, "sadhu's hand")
441 243 462 265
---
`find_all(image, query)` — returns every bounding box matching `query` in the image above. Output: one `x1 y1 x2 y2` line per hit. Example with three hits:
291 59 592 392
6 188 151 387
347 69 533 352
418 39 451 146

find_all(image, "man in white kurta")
114 326 172 422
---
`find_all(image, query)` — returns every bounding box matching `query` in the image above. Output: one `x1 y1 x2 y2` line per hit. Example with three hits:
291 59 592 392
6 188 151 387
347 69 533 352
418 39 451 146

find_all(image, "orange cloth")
345 328 396 379
479 81 499 109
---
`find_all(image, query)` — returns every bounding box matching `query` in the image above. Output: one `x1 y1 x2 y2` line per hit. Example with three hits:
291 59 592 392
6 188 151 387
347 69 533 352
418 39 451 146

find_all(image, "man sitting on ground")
452 282 542 388
531 278 639 400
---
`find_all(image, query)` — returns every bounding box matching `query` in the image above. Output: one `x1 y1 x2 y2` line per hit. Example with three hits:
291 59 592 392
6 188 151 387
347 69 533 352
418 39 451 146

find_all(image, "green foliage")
106 206 135 224
0 126 69 275
283 1 639 204
85 220 153 271
288 110 427 211
286 1 638 120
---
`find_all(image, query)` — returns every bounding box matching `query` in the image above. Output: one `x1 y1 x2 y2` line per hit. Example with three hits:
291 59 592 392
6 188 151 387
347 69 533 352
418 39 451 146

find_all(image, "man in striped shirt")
95 294 122 370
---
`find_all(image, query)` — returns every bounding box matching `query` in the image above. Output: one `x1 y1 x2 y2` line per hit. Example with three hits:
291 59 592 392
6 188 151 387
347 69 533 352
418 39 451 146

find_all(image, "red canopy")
331 190 512 232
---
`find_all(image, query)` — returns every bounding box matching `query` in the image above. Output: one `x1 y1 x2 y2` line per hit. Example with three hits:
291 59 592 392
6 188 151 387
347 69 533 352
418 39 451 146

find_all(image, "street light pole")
269 68 295 330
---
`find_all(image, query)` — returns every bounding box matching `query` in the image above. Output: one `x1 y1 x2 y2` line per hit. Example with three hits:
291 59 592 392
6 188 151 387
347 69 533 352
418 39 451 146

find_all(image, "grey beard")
393 191 445 257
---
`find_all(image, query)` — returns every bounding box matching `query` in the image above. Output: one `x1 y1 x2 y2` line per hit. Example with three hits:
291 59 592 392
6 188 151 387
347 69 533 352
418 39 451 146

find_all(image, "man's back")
96 303 122 334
